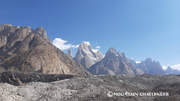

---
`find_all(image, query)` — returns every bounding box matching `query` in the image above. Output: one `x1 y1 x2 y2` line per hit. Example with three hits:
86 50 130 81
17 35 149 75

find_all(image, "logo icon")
107 91 113 97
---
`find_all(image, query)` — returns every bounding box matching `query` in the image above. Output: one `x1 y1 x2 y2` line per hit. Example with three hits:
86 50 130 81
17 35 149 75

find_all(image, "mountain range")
0 24 91 76
128 58 166 75
165 66 180 75
70 42 180 75
128 58 180 75
87 47 144 75
0 24 179 76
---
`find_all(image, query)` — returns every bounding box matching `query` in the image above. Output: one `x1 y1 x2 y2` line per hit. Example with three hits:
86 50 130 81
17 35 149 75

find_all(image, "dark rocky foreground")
0 72 180 101
0 71 75 86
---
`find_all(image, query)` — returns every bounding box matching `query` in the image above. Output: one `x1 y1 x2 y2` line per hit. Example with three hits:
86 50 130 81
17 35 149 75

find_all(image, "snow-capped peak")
83 41 90 46
74 41 104 69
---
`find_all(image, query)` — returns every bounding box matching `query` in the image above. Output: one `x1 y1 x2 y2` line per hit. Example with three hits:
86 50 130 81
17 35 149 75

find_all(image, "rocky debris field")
0 72 180 101
0 71 75 86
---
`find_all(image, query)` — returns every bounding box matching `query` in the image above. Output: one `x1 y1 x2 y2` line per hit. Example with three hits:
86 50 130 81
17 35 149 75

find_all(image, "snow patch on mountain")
92 49 98 53
83 41 90 46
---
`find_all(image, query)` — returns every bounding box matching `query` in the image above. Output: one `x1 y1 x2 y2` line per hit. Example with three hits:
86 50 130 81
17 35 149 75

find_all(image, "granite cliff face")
73 42 103 69
88 47 144 75
129 58 166 75
0 24 91 76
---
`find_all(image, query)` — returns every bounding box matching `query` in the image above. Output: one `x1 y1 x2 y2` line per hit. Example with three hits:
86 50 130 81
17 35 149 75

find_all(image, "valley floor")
0 73 180 101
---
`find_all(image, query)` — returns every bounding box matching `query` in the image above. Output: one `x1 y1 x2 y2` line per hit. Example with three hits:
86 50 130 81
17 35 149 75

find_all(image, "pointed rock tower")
73 42 103 69
68 48 72 58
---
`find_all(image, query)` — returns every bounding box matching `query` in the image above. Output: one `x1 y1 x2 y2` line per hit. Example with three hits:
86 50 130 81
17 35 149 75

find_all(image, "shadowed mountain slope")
0 24 91 76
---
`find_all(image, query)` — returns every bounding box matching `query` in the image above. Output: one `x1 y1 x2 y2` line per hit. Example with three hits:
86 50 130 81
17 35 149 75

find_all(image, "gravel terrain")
0 73 180 101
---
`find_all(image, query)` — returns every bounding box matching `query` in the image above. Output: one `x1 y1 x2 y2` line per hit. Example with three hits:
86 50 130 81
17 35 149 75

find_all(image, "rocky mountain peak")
88 47 144 75
78 42 91 51
121 52 126 58
82 41 90 46
108 47 116 52
2 24 13 28
68 48 72 58
4 24 13 26
33 26 50 43
0 24 52 49
0 24 13 32
105 47 122 59
73 42 103 69
144 58 153 63
166 66 172 71
24 26 31 29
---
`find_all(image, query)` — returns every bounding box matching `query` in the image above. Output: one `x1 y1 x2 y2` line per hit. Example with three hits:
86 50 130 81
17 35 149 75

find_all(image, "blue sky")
1 0 180 69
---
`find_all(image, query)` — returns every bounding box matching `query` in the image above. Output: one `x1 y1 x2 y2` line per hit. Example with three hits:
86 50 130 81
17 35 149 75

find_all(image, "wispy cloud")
52 38 79 50
96 46 100 49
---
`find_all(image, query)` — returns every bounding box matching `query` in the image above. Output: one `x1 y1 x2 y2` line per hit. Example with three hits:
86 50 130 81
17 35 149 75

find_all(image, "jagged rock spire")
68 48 72 58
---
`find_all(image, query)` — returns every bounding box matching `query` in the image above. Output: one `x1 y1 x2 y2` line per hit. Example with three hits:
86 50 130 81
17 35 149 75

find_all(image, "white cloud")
162 66 168 70
96 46 100 49
52 38 79 50
135 61 141 64
171 64 180 71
